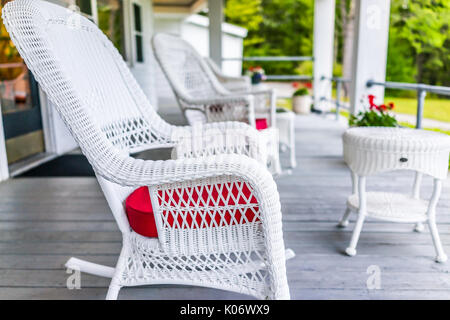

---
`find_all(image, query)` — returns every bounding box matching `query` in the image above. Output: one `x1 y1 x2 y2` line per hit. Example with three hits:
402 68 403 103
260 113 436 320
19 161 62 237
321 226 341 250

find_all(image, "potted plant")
246 66 266 85
292 85 312 114
349 94 398 127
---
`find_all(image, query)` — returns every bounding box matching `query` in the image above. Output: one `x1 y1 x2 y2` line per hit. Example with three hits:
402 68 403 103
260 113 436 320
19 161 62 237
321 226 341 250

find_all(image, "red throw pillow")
255 118 268 130
125 183 260 238
125 186 158 238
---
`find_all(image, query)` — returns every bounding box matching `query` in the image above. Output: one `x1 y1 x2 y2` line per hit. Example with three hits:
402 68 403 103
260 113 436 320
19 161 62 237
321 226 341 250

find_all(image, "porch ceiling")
153 0 206 14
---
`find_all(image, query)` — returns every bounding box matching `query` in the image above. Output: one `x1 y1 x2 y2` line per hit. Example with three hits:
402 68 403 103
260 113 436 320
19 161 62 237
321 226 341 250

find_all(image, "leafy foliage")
225 0 313 75
388 0 450 87
349 95 398 127
293 88 309 96
225 0 450 94
349 110 398 127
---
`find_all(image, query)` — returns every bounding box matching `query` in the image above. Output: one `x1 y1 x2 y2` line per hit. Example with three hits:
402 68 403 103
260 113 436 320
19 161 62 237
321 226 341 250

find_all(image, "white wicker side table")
338 127 450 262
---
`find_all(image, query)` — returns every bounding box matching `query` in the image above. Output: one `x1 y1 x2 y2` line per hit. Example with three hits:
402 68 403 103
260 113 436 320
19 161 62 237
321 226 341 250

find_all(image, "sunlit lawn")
388 96 450 123
278 95 450 123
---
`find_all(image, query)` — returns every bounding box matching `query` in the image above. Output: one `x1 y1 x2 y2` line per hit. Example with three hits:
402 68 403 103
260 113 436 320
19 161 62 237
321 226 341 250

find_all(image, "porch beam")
349 0 391 114
313 0 336 112
208 0 223 68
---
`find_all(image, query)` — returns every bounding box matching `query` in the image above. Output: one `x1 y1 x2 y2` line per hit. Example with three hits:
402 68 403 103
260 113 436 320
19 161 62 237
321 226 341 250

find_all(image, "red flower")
305 82 312 89
292 82 300 88
379 104 387 111
388 102 394 110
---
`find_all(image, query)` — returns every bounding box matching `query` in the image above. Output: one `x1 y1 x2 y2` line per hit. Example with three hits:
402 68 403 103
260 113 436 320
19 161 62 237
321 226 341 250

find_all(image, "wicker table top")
343 127 450 179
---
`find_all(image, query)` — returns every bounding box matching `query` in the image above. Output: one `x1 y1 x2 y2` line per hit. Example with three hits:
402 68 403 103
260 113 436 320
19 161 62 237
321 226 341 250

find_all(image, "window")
76 0 92 16
76 0 95 21
97 0 126 59
133 3 144 63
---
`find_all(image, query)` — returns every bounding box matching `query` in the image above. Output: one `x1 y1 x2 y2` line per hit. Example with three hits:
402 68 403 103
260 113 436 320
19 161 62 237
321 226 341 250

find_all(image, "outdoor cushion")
126 183 260 238
255 118 268 130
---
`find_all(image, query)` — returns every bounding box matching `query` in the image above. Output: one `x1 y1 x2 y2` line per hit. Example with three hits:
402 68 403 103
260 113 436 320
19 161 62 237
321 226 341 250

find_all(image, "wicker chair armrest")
181 94 251 106
170 121 267 164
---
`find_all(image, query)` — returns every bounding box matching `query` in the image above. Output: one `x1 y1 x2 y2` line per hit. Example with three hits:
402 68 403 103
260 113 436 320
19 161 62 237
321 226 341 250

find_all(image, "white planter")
292 95 312 114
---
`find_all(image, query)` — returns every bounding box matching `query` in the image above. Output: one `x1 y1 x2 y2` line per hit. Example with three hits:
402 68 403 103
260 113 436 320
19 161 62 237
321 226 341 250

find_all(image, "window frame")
130 0 144 65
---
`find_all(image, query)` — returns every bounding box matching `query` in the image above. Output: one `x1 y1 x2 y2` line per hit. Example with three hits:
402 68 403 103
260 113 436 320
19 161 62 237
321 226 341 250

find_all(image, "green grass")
277 98 292 111
279 95 450 123
386 96 450 123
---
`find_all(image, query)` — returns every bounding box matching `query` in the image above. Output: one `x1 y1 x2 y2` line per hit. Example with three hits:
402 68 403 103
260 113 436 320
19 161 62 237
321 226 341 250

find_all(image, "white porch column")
208 0 223 68
350 0 391 114
313 0 336 112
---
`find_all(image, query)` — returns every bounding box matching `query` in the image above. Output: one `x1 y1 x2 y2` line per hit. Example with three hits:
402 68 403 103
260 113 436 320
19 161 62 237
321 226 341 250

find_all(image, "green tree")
388 0 450 87
225 0 314 76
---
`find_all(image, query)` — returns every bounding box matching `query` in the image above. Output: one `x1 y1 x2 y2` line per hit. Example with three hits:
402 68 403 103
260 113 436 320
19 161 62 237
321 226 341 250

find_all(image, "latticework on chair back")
152 33 252 124
152 33 229 101
2 0 176 235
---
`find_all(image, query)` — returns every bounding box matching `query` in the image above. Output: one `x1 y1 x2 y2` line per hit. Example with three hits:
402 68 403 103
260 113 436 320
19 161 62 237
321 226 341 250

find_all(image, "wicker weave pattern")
343 127 450 179
152 33 276 127
204 57 252 93
3 0 289 299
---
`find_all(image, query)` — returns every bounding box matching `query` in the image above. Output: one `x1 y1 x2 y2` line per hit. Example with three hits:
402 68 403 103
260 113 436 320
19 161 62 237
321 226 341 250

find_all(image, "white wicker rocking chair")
152 33 281 174
3 0 291 300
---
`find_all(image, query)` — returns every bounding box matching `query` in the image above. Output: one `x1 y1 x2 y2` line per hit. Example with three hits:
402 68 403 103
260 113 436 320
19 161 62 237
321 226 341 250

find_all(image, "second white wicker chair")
203 56 252 93
204 57 297 169
3 0 290 299
152 33 282 174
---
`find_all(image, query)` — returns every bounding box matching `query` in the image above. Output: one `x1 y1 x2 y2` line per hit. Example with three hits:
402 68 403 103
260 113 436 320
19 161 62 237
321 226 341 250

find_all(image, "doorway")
0 0 45 166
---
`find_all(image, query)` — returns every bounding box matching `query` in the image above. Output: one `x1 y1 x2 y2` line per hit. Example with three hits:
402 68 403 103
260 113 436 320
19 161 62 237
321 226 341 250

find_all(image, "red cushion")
125 183 259 238
255 118 268 130
125 187 158 238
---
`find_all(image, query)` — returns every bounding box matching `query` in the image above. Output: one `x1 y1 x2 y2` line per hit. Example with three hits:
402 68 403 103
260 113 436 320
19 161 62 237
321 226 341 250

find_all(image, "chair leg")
106 280 122 300
338 207 352 228
345 212 366 256
289 147 297 168
414 222 425 232
285 248 296 260
271 152 282 175
289 117 296 169
428 218 447 263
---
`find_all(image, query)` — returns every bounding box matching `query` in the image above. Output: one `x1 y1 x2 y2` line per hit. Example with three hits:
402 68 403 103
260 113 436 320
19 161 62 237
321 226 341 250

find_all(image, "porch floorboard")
2 113 450 299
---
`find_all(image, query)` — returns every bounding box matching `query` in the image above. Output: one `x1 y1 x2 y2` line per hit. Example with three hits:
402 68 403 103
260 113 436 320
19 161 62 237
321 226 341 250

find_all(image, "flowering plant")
292 82 311 96
349 94 398 127
246 66 266 84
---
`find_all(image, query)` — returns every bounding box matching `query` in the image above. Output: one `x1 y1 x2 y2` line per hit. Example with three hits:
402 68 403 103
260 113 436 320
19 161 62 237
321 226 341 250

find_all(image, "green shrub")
349 110 398 127
293 88 309 97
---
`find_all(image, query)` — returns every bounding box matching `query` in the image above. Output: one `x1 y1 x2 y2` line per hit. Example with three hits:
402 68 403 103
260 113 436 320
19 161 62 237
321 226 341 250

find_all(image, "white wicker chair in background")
204 57 297 169
3 0 291 299
152 33 281 174
203 56 252 93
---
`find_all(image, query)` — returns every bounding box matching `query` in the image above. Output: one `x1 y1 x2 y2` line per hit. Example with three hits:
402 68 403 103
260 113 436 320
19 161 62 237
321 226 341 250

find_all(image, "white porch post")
313 0 336 112
349 0 391 114
208 0 223 68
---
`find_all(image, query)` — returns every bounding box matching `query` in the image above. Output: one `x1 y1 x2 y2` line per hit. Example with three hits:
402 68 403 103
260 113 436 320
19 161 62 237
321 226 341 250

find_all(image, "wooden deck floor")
2 114 450 299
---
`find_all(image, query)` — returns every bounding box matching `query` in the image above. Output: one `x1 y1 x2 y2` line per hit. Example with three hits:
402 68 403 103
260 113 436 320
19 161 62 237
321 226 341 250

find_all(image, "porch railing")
222 56 313 81
224 56 450 129
366 80 450 129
